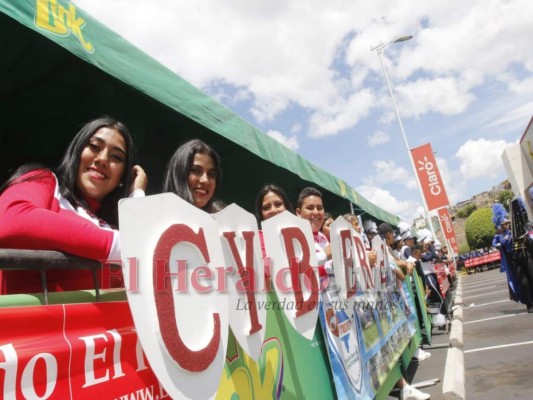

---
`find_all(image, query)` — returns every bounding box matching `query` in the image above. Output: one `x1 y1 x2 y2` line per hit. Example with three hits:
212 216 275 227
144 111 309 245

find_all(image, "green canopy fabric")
0 0 400 225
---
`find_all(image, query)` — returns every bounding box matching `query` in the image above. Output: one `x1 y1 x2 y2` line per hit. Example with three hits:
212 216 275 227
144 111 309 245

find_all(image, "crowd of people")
0 116 464 399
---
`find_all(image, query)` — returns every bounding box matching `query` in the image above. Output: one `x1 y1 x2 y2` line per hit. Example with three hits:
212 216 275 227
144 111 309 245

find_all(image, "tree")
457 203 477 218
459 243 470 255
465 208 496 250
496 190 514 211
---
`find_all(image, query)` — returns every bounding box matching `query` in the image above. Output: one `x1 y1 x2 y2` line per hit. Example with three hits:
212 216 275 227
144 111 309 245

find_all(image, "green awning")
0 0 399 225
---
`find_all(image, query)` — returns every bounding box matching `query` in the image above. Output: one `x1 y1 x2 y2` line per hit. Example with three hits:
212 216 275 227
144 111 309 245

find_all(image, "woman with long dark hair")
254 183 293 259
255 184 293 223
0 116 147 293
162 139 222 213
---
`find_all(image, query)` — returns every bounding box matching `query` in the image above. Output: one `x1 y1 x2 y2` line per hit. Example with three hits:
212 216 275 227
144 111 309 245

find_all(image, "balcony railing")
0 249 102 304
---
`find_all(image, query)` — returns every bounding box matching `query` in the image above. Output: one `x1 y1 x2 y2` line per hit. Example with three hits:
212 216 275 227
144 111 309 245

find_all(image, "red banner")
434 263 450 297
437 208 459 253
411 143 449 211
449 236 459 254
464 252 501 268
0 302 164 400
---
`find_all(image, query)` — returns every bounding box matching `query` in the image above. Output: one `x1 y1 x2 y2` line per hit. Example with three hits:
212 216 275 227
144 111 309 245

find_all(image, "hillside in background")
433 180 511 254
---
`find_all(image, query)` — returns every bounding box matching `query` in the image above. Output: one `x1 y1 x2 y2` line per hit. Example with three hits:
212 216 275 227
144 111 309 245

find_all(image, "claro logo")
417 155 442 196
440 213 453 233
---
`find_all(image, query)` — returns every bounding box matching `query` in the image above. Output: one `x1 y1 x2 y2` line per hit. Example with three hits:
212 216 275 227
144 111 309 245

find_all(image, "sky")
74 0 533 224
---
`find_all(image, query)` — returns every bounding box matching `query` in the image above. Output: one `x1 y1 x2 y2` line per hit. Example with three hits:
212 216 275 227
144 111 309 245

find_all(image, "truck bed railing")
0 249 102 304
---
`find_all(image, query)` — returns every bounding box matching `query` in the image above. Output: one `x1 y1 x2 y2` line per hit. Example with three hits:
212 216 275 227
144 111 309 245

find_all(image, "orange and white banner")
449 236 459 254
437 208 459 253
411 143 449 211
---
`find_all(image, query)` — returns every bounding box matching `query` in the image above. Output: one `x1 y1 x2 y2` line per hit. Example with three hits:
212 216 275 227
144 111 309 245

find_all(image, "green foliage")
459 243 470 255
456 203 477 219
496 190 514 211
465 208 496 249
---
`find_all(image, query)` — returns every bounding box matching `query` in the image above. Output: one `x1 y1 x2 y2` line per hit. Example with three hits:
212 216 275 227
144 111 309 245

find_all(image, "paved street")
463 268 533 399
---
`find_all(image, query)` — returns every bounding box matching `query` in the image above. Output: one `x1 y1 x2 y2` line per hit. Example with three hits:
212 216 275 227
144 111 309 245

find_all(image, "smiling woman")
0 116 147 294
76 127 127 202
162 139 222 212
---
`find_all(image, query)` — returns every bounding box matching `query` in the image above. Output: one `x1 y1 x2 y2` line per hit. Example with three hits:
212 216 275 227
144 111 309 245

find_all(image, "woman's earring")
119 183 123 187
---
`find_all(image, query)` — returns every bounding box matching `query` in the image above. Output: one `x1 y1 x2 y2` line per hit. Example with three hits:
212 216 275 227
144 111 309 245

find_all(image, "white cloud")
291 123 303 134
357 185 423 223
364 160 415 188
368 130 390 147
72 0 533 220
308 89 375 138
434 156 468 205
395 77 475 118
456 138 512 180
74 0 533 139
251 97 290 123
486 102 533 133
266 130 299 150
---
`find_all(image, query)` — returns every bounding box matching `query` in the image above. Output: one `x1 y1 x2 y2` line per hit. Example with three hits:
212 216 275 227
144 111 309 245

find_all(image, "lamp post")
371 35 438 240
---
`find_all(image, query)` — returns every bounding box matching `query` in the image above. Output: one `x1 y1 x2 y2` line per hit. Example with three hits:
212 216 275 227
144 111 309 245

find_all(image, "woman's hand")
324 243 332 260
129 165 148 194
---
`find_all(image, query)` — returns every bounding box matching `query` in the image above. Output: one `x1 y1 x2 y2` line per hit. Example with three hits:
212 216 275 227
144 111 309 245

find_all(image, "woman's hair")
162 139 222 212
255 184 294 222
321 212 333 230
58 117 136 225
0 117 136 226
211 199 228 213
343 213 357 224
0 163 49 194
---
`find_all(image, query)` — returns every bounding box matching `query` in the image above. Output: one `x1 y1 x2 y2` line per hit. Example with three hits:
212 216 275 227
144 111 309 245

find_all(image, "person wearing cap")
364 219 379 246
493 205 533 313
378 223 415 275
377 222 394 241
492 218 511 272
391 233 404 260
420 237 448 322
400 229 416 260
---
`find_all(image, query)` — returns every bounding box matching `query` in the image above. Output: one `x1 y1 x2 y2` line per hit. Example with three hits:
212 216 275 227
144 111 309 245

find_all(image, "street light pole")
371 36 438 240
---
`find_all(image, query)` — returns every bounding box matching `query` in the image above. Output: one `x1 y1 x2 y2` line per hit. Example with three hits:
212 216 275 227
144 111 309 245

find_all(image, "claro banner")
437 208 460 254
411 143 449 211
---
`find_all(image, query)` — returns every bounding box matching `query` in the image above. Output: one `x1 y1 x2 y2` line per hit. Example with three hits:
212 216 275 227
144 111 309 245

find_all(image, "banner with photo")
317 219 416 399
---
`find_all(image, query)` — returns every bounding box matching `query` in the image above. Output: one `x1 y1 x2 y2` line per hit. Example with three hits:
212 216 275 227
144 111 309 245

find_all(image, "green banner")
217 290 335 399
411 270 432 344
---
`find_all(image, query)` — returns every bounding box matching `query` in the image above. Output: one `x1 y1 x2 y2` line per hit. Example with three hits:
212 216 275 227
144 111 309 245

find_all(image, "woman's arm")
0 171 116 260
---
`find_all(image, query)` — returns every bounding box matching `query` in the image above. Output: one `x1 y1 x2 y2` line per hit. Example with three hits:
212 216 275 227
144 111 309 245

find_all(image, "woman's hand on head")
129 165 148 194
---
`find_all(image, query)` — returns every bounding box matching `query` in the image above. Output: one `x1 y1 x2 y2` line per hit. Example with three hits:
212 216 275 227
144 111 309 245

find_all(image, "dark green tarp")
0 0 400 224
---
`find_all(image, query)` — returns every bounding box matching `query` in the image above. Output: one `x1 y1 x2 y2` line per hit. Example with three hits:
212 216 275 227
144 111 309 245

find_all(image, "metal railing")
0 249 102 304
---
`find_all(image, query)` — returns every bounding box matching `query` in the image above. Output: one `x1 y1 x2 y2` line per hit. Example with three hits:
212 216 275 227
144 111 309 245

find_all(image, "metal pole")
374 44 438 239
